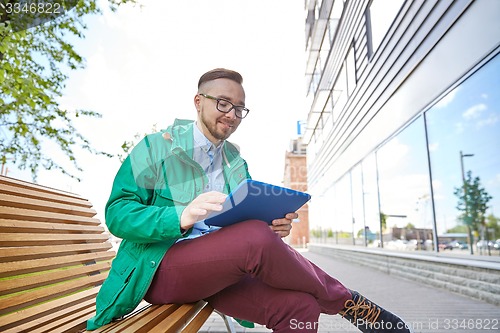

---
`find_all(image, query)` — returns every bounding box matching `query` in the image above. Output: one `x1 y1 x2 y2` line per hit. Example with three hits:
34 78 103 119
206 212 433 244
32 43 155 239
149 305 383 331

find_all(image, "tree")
454 170 492 252
485 214 500 241
1 0 135 180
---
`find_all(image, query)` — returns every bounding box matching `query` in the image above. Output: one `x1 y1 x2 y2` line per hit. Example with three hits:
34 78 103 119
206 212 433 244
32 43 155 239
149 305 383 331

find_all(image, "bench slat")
181 303 214 333
0 250 115 278
0 243 112 262
0 183 93 208
4 298 96 333
0 286 100 331
28 306 94 333
0 176 86 201
0 193 96 217
0 232 109 247
0 206 101 225
149 301 207 333
0 272 108 315
0 219 105 234
0 261 112 296
94 304 180 333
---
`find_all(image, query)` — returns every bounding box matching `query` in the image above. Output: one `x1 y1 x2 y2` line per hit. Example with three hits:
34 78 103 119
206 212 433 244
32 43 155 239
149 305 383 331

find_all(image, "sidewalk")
199 249 500 332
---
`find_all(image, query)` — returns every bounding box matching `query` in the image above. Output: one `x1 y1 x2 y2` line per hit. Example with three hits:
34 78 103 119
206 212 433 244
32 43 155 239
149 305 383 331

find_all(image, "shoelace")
340 295 381 324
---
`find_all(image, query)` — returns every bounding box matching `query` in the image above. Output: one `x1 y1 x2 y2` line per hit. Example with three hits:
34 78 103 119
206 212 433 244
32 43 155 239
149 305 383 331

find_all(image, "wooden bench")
0 175 236 333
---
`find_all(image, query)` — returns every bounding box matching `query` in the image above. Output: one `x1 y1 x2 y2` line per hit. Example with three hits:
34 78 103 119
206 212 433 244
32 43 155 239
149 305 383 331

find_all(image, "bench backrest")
0 175 114 332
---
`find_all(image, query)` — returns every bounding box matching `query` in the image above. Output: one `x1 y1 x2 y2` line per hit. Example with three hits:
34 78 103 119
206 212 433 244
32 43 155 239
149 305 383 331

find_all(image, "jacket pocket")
96 251 136 312
153 183 193 207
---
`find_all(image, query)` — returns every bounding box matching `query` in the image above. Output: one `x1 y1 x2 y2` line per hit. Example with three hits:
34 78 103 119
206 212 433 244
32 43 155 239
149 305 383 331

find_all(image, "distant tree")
446 224 468 234
485 214 500 241
1 0 135 180
454 170 492 251
379 212 387 230
405 223 415 229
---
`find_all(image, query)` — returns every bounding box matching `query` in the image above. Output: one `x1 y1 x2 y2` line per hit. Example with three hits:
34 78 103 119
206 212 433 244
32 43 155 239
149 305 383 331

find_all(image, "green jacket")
87 119 251 330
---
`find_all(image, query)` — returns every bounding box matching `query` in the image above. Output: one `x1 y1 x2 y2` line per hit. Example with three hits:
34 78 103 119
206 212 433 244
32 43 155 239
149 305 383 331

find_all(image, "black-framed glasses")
199 93 250 119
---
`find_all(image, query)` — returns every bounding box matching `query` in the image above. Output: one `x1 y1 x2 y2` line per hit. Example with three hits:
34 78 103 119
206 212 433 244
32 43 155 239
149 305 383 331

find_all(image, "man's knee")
269 292 321 332
227 220 278 246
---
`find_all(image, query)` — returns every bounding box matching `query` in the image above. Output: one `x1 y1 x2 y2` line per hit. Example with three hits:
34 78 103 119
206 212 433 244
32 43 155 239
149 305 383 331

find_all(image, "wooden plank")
148 302 206 333
0 175 85 201
181 304 214 333
3 298 95 333
0 193 97 217
88 302 155 333
0 183 93 208
0 251 115 278
28 306 95 333
0 243 112 263
0 273 107 315
0 206 101 226
0 286 99 331
0 260 112 296
0 219 105 234
0 232 109 247
95 304 181 333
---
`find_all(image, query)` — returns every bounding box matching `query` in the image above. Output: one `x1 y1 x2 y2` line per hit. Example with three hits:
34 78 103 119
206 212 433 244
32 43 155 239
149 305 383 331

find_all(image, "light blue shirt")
177 123 224 242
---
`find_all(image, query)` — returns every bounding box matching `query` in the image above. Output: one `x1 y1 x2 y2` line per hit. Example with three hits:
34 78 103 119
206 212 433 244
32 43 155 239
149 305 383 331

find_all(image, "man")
87 68 411 332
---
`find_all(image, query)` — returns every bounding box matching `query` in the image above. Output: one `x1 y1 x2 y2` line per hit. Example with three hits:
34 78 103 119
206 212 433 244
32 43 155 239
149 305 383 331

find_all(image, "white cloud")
428 142 439 152
476 113 499 128
462 103 487 120
434 86 460 109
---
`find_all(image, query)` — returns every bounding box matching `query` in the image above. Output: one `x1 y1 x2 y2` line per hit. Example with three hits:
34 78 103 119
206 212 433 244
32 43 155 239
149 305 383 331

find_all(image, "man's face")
194 78 246 144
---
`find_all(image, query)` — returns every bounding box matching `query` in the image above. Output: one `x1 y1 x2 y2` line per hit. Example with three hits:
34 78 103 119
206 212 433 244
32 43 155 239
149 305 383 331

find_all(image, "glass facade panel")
377 117 434 251
351 164 365 246
426 54 500 254
332 173 354 245
362 153 381 247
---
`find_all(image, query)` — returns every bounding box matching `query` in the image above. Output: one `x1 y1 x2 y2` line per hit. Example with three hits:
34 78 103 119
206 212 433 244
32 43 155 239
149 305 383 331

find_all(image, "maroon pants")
145 220 351 332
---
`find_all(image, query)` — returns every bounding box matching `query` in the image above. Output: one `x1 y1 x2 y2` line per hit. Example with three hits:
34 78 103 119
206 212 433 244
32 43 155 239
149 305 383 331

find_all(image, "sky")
7 0 307 221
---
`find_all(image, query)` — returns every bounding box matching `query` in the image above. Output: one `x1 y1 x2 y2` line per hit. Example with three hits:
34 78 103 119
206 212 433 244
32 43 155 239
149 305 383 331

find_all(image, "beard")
200 112 238 142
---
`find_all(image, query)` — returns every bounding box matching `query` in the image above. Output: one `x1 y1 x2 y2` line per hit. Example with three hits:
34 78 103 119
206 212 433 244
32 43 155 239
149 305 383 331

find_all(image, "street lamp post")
460 151 474 255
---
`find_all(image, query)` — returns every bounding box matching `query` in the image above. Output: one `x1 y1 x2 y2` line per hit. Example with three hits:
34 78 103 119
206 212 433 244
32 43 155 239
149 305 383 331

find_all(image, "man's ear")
194 94 201 112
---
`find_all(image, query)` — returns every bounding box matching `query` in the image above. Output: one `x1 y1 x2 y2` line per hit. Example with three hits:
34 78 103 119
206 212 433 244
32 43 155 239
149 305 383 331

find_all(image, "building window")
426 53 500 255
362 153 381 246
331 63 347 121
332 173 354 243
327 0 344 43
346 44 357 96
367 0 404 58
376 116 434 251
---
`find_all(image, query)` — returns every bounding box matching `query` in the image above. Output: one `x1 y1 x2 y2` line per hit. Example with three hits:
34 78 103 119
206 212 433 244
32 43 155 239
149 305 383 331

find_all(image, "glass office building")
303 0 500 256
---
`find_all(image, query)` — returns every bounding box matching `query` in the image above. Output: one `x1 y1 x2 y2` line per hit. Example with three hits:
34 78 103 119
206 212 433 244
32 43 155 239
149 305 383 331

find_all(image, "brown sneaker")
339 290 411 332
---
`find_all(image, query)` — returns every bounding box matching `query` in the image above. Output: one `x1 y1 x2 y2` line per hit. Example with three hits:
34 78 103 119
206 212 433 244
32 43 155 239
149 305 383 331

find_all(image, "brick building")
283 138 309 247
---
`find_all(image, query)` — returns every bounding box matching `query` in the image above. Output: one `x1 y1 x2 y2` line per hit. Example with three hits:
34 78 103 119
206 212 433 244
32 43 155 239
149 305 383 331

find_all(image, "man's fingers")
198 191 227 204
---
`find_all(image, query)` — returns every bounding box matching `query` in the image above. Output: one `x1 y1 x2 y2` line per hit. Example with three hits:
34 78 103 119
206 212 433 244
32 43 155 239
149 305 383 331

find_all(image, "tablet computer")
203 179 311 227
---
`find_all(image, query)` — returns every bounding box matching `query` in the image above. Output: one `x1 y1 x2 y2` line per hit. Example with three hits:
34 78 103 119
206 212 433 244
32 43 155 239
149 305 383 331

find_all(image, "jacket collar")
166 118 242 168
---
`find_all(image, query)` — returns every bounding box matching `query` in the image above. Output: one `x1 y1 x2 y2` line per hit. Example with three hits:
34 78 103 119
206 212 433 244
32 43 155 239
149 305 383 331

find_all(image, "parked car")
439 242 453 250
477 240 500 250
447 240 469 250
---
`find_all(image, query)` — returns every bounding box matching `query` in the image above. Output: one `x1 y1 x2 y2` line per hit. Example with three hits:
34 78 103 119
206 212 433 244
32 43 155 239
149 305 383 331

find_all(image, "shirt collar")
193 122 224 153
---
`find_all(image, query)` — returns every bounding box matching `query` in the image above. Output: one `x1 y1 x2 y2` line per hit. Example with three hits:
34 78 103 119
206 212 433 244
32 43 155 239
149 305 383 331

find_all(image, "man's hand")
180 191 226 230
270 212 297 238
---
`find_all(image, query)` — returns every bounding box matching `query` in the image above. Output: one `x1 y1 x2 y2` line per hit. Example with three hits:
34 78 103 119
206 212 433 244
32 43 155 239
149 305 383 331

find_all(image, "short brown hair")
198 68 243 89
